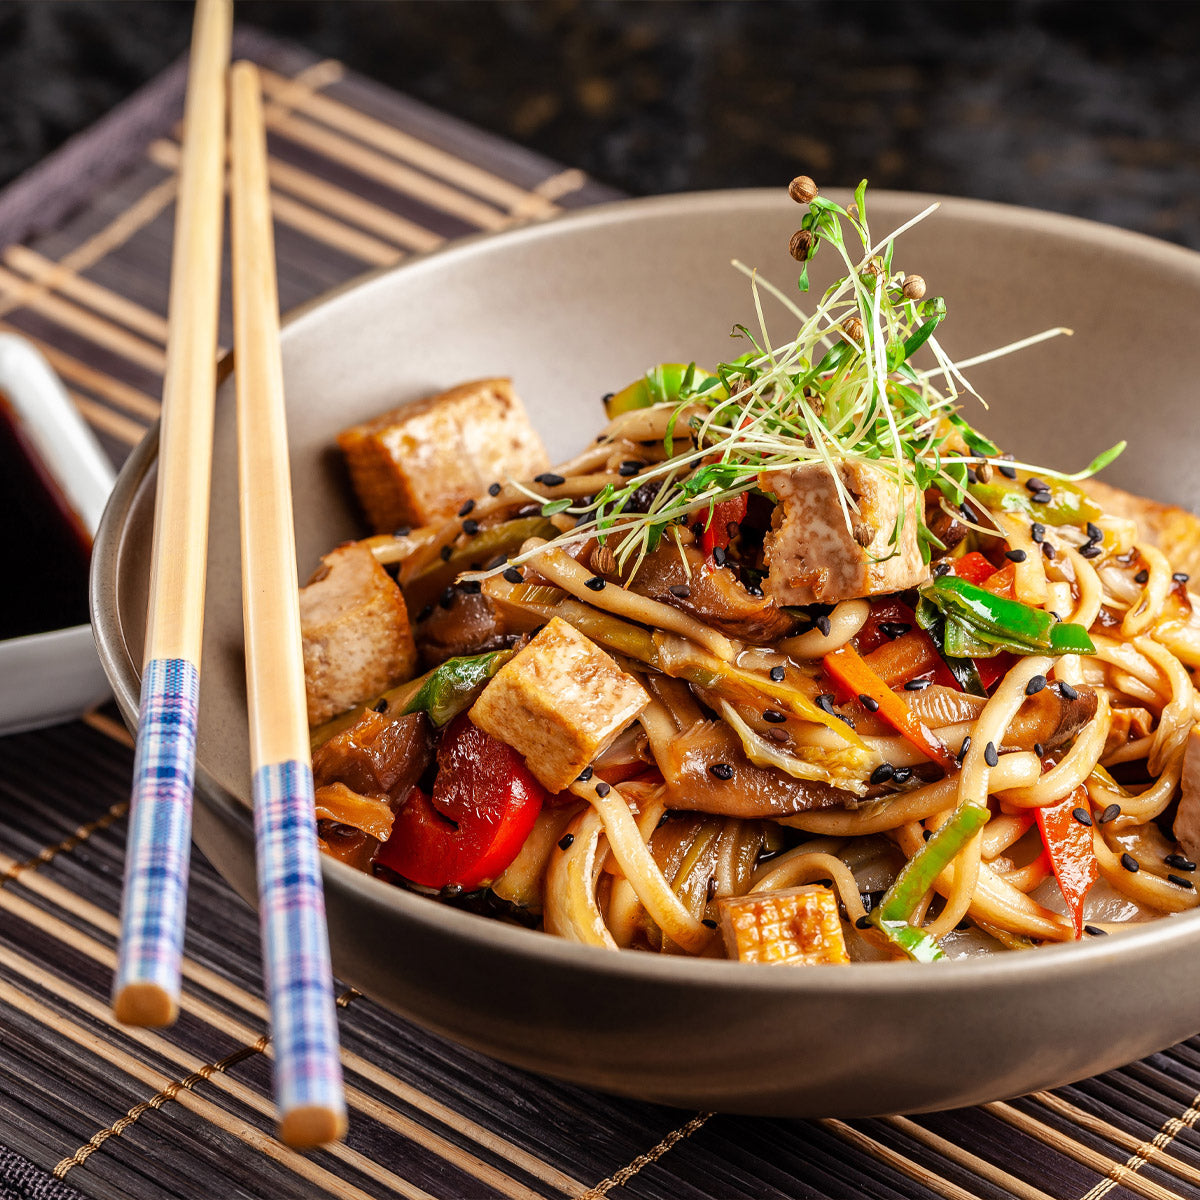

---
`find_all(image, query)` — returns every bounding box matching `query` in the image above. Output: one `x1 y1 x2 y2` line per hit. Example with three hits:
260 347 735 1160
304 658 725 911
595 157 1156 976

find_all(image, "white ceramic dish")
0 334 114 735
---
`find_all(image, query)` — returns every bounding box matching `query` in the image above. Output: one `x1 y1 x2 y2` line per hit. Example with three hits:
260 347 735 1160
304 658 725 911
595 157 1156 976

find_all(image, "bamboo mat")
2 26 1200 1200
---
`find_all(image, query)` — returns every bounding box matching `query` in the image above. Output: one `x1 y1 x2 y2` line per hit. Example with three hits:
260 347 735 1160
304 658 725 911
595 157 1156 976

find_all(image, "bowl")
0 333 114 735
92 189 1200 1116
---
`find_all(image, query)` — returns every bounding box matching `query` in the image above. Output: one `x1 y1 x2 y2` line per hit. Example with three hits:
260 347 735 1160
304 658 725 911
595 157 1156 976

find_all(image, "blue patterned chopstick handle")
114 656 200 1022
254 759 346 1138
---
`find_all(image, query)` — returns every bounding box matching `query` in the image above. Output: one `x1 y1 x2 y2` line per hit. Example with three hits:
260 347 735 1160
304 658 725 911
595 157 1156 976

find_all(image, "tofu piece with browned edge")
469 617 650 793
300 543 418 726
1080 478 1200 580
337 378 549 533
718 885 851 966
758 461 927 605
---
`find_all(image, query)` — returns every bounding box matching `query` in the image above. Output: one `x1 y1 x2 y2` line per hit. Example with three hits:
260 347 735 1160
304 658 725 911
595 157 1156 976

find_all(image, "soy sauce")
0 391 92 639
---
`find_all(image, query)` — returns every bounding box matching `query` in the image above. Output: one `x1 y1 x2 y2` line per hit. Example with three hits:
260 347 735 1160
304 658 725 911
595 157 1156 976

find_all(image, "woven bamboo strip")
983 1102 1185 1200
0 854 584 1196
0 264 166 373
883 1116 1059 1200
258 66 557 218
1033 1090 1200 1189
81 709 136 750
68 391 147 446
4 245 170 344
58 174 178 277
263 108 509 230
819 1120 990 1200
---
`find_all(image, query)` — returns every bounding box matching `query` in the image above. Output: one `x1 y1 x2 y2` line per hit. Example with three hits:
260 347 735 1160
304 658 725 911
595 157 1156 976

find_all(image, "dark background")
1 0 1199 246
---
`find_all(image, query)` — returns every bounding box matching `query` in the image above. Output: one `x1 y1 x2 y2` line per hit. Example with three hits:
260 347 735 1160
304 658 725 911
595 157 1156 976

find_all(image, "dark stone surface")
1 0 1199 246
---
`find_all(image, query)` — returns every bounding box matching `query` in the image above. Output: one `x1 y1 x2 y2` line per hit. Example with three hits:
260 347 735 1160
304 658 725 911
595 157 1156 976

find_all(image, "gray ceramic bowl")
92 190 1200 1116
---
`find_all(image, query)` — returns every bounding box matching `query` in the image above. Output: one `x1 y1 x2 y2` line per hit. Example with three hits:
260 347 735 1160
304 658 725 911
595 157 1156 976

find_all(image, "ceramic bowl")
92 190 1200 1115
0 334 114 735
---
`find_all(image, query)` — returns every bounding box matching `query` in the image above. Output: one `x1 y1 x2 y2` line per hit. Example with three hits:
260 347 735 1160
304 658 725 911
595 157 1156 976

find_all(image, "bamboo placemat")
2 26 1200 1200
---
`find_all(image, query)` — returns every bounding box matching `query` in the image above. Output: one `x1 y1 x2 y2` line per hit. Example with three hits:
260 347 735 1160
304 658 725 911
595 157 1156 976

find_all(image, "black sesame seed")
1025 675 1047 695
1134 569 1149 584
1072 807 1093 827
1080 544 1103 559
594 781 611 797
440 586 456 609
712 546 728 567
1165 854 1196 872
1025 476 1049 494
503 566 524 584
870 763 896 785
859 693 880 712
691 522 705 540
1005 549 1028 563
584 576 607 591
440 545 454 561
1034 742 1045 758
710 763 735 780
536 472 566 486
1086 522 1102 542
458 580 482 594
904 678 932 691
462 518 480 536
855 915 873 929
392 525 412 538
770 666 786 683
1042 541 1056 559
601 392 614 404
372 698 389 713
998 463 1018 479
701 918 718 929
957 735 971 764
815 693 836 714
878 621 912 639
1169 874 1196 890
1084 925 1107 937
984 741 999 767
576 767 594 782
706 876 718 902
932 562 951 578
417 603 433 622
838 713 857 729
966 467 979 485
1058 681 1079 701
1099 803 1121 824
669 584 691 598
1174 572 1191 584
816 615 833 636
893 766 913 784
618 460 642 477
763 710 787 724
1121 852 1140 873
458 498 475 517
488 482 502 496
442 884 464 899
558 834 575 851
1030 522 1045 543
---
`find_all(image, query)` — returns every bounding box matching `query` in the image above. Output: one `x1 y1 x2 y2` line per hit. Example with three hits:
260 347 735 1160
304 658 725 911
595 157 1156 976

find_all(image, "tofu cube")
469 617 649 792
719 885 851 966
300 543 417 725
758 461 927 605
337 378 549 533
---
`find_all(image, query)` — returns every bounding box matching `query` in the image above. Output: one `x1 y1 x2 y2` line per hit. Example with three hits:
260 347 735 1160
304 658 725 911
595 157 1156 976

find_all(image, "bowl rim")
92 185 1200 995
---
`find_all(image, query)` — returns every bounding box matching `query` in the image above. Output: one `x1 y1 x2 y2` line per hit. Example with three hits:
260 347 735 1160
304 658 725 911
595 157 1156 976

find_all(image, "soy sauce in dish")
0 391 92 639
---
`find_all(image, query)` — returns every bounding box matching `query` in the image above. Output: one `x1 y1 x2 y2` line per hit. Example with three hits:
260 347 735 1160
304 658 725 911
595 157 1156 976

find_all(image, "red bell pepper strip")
701 494 749 557
950 551 997 586
823 644 956 769
1035 785 1098 940
376 714 545 890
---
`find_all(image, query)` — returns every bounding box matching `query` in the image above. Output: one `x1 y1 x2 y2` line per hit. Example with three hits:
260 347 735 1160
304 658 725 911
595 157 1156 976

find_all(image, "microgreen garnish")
464 179 1122 583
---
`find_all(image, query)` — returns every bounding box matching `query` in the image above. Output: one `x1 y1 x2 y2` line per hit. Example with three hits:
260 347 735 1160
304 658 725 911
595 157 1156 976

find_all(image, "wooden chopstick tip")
113 981 178 1028
279 1104 347 1151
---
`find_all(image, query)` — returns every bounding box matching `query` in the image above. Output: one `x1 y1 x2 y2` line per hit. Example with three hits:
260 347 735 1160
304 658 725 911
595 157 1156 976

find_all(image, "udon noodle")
302 179 1200 965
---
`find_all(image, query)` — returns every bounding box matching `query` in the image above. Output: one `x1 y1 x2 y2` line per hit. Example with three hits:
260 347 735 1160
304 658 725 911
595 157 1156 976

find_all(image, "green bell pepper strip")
867 802 991 962
968 474 1102 528
604 363 723 418
921 576 1096 657
914 594 987 695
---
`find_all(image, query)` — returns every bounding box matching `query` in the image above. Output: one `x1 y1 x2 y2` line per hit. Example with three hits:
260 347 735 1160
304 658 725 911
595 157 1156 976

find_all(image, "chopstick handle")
113 657 200 1025
254 761 347 1148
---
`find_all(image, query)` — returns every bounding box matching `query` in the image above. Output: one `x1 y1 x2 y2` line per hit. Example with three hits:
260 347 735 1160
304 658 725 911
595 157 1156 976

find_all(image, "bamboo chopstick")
114 0 231 1030
228 59 347 1149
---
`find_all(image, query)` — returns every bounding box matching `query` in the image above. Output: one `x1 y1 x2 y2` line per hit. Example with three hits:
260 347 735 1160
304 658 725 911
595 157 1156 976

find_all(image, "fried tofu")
718 884 850 966
758 461 928 605
468 616 650 792
337 378 549 533
300 543 418 725
1080 478 1200 580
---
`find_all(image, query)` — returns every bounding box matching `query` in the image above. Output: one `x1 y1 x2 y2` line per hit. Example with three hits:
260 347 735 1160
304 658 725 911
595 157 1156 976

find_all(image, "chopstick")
114 0 231 1030
228 60 347 1148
